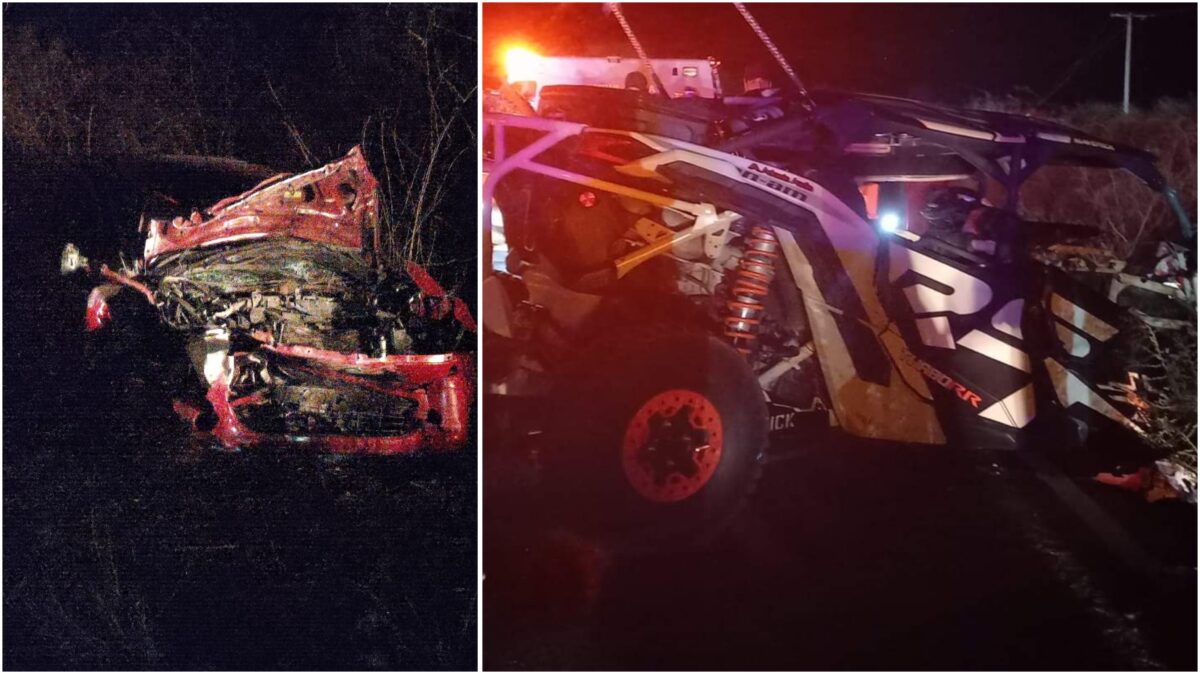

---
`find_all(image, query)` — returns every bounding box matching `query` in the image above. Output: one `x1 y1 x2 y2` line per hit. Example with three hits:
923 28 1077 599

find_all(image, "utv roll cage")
802 91 1194 235
482 90 1195 273
482 113 737 279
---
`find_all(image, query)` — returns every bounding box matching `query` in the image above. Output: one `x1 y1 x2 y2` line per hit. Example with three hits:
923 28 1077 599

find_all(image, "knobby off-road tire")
545 329 767 552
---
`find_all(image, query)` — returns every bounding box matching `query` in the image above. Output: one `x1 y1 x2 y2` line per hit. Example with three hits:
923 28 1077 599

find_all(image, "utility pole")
1110 12 1149 113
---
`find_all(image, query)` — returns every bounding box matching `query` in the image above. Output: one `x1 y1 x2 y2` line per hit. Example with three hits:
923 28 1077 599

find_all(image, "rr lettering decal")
897 344 982 408
888 243 1034 428
888 246 993 328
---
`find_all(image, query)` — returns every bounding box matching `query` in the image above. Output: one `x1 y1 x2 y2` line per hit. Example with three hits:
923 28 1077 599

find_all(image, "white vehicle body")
505 54 721 107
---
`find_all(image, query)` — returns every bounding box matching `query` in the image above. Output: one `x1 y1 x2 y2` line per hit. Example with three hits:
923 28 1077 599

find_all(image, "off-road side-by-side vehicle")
63 147 475 454
481 7 1195 546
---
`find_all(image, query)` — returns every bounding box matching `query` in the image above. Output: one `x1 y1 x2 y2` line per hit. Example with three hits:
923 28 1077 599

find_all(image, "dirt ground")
3 157 477 670
484 436 1196 670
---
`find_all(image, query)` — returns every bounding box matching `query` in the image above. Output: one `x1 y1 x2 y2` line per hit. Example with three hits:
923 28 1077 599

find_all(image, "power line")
1036 26 1124 107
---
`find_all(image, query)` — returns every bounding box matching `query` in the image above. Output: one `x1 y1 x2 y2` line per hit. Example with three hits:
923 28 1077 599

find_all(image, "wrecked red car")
62 147 474 454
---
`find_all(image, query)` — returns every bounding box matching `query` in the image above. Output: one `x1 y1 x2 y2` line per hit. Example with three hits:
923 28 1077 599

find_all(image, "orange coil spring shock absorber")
724 226 780 354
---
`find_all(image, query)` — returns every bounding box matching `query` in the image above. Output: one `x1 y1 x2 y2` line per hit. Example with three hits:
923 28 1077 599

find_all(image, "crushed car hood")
143 146 380 262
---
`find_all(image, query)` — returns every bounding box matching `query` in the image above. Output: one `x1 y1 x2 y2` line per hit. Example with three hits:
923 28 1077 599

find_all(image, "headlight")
879 212 902 232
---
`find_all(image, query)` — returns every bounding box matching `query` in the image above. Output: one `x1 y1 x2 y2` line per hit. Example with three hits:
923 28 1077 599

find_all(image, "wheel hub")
621 389 723 503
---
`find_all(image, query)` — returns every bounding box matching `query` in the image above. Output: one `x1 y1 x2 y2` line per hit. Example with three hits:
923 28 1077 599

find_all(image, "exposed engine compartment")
150 239 464 357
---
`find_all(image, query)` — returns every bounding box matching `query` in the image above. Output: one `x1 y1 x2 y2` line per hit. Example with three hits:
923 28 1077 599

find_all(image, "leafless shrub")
1121 312 1198 456
3 6 477 289
970 96 1197 257
362 8 478 287
2 26 96 156
3 20 233 158
252 4 479 290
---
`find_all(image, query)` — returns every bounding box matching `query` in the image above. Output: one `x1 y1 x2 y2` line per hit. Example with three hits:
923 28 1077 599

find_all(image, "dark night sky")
483 3 1197 106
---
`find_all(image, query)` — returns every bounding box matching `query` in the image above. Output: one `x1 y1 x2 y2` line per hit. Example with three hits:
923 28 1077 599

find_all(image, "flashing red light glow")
504 46 540 84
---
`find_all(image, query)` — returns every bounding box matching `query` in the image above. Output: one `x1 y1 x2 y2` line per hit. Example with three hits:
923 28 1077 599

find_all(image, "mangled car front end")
64 147 474 454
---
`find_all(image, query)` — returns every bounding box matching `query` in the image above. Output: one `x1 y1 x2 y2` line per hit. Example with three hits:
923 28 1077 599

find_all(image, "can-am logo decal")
749 163 814 192
740 163 811 201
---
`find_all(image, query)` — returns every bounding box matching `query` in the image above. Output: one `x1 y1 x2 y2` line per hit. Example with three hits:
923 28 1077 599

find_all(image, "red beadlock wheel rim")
621 389 724 503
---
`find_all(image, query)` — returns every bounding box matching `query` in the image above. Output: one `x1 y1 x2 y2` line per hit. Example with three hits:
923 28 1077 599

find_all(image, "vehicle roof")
810 90 1165 188
508 81 1168 190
